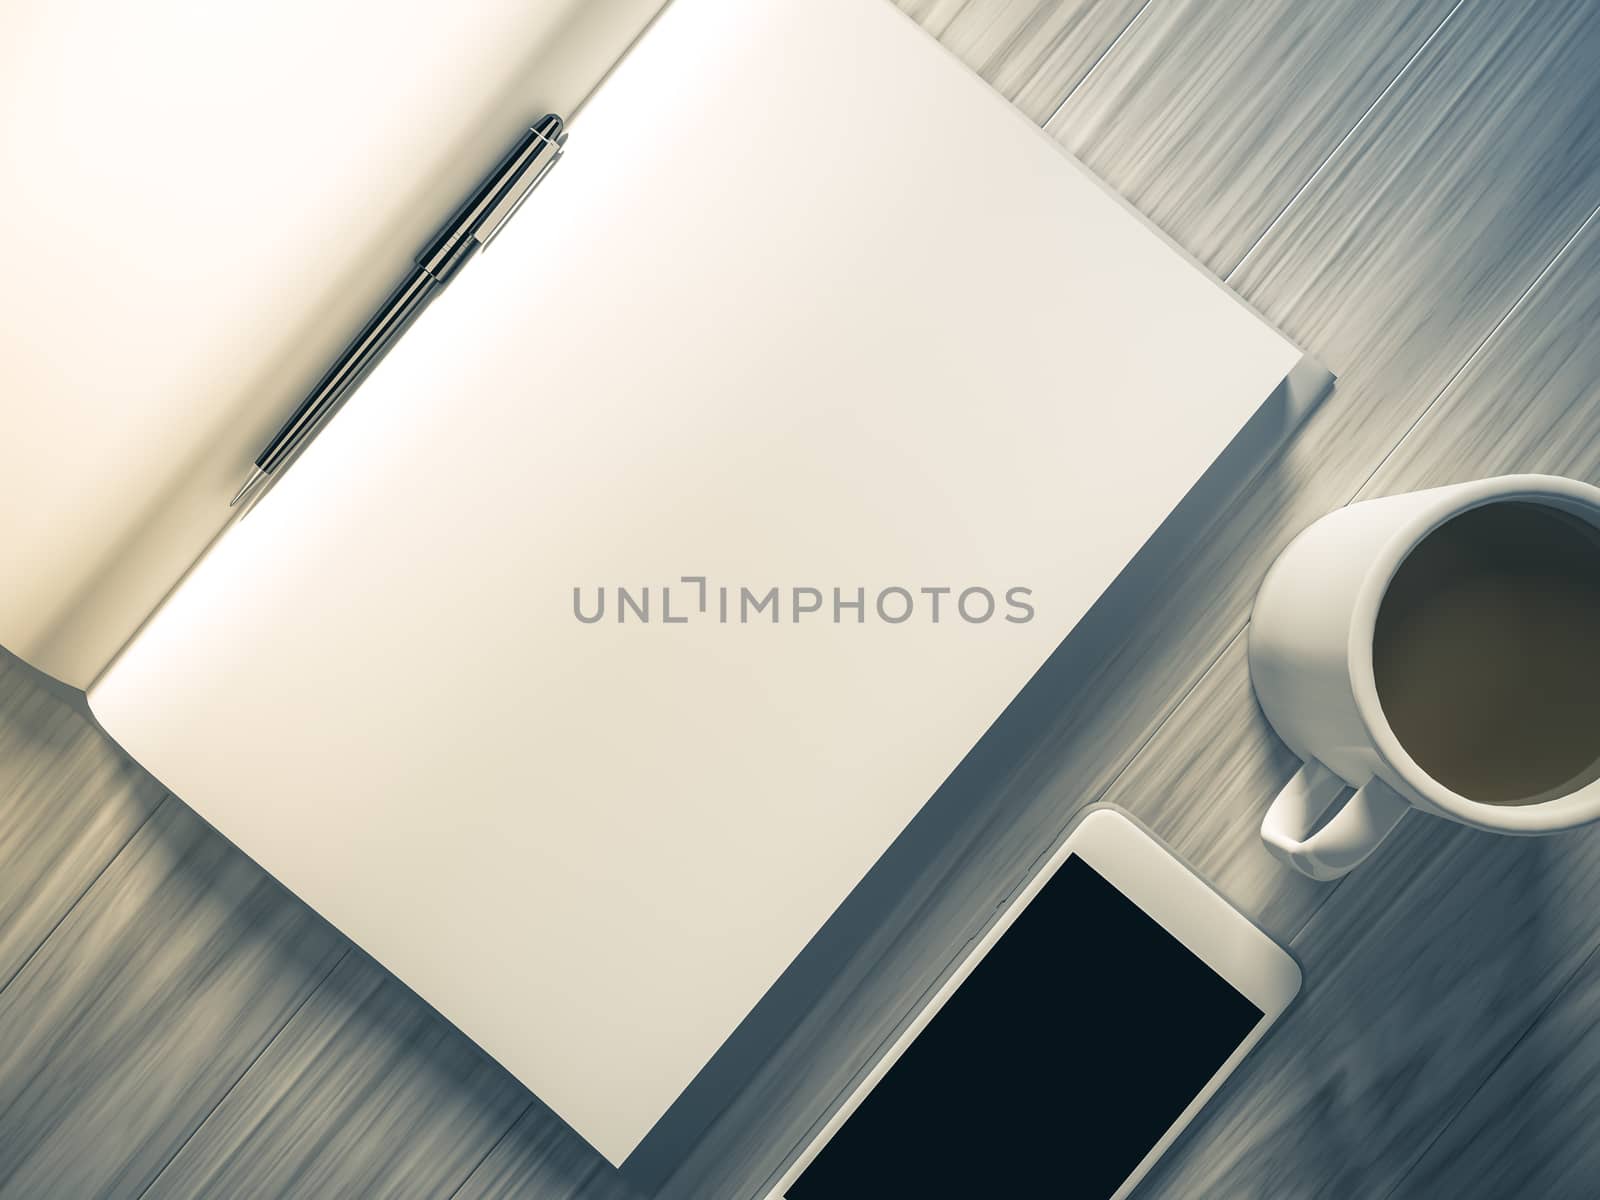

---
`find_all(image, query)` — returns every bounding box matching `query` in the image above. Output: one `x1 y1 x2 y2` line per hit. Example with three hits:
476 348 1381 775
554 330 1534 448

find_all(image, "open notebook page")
0 0 666 687
89 0 1310 1166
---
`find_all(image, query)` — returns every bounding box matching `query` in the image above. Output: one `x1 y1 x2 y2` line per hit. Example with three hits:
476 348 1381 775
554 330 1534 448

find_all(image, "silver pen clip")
476 124 564 249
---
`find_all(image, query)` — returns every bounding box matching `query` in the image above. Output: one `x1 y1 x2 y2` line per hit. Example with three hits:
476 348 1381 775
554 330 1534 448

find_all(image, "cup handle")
1261 759 1410 880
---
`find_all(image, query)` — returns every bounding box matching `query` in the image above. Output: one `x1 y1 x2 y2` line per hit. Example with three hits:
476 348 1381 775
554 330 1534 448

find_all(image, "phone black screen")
786 855 1264 1198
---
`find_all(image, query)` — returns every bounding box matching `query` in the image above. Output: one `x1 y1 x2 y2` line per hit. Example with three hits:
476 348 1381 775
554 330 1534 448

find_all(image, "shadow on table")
1136 819 1600 1199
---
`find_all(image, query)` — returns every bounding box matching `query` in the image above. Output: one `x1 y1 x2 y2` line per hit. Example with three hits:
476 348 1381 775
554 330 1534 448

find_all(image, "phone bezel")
766 805 1302 1199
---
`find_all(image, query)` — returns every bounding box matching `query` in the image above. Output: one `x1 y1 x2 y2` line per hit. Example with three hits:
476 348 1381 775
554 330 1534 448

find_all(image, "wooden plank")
659 1 1600 1195
1227 0 1600 359
0 649 165 989
1084 0 1600 939
2 6 1595 1200
892 0 969 37
0 796 346 1199
1147 817 1600 1198
142 951 530 1200
1047 0 1462 274
452 1101 638 1200
1397 944 1600 1199
1359 213 1600 504
895 0 1151 122
1140 200 1600 1197
1094 628 1324 942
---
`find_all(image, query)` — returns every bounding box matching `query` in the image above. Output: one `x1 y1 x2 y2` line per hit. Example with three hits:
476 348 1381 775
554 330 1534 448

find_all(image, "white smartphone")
766 806 1300 1199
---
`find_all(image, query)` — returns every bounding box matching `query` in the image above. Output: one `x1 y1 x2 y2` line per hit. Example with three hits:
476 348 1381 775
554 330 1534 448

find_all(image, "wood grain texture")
1360 211 1600 506
1073 0 1600 940
454 1101 646 1200
4 1 1600 1197
1397 942 1600 1199
1149 816 1600 1199
894 0 1150 122
660 2 1600 1193
0 648 164 989
1093 626 1321 942
0 796 345 1199
1142 191 1600 1200
1227 0 1600 363
1371 205 1600 1200
141 950 530 1200
1047 0 1462 274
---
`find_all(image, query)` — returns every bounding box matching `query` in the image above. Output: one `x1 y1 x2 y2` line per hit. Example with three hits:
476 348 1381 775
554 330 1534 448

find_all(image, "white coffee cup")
1250 474 1600 880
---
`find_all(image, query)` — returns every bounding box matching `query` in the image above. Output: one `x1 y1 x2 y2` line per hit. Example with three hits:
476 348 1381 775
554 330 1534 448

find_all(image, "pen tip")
230 470 263 507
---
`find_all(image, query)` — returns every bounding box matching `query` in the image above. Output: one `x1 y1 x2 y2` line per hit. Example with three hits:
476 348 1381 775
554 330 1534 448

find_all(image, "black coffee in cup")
1372 501 1600 805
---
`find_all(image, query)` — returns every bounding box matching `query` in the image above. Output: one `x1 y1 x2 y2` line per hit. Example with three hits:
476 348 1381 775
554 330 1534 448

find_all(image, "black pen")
230 114 565 506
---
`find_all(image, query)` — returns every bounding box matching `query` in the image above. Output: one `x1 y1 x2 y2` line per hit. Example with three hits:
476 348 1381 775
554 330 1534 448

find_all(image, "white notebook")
6 0 1322 1169
0 0 669 688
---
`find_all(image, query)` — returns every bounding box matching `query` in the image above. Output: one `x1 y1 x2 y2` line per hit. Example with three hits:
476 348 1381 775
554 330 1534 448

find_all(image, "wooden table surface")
4 1 1600 1196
